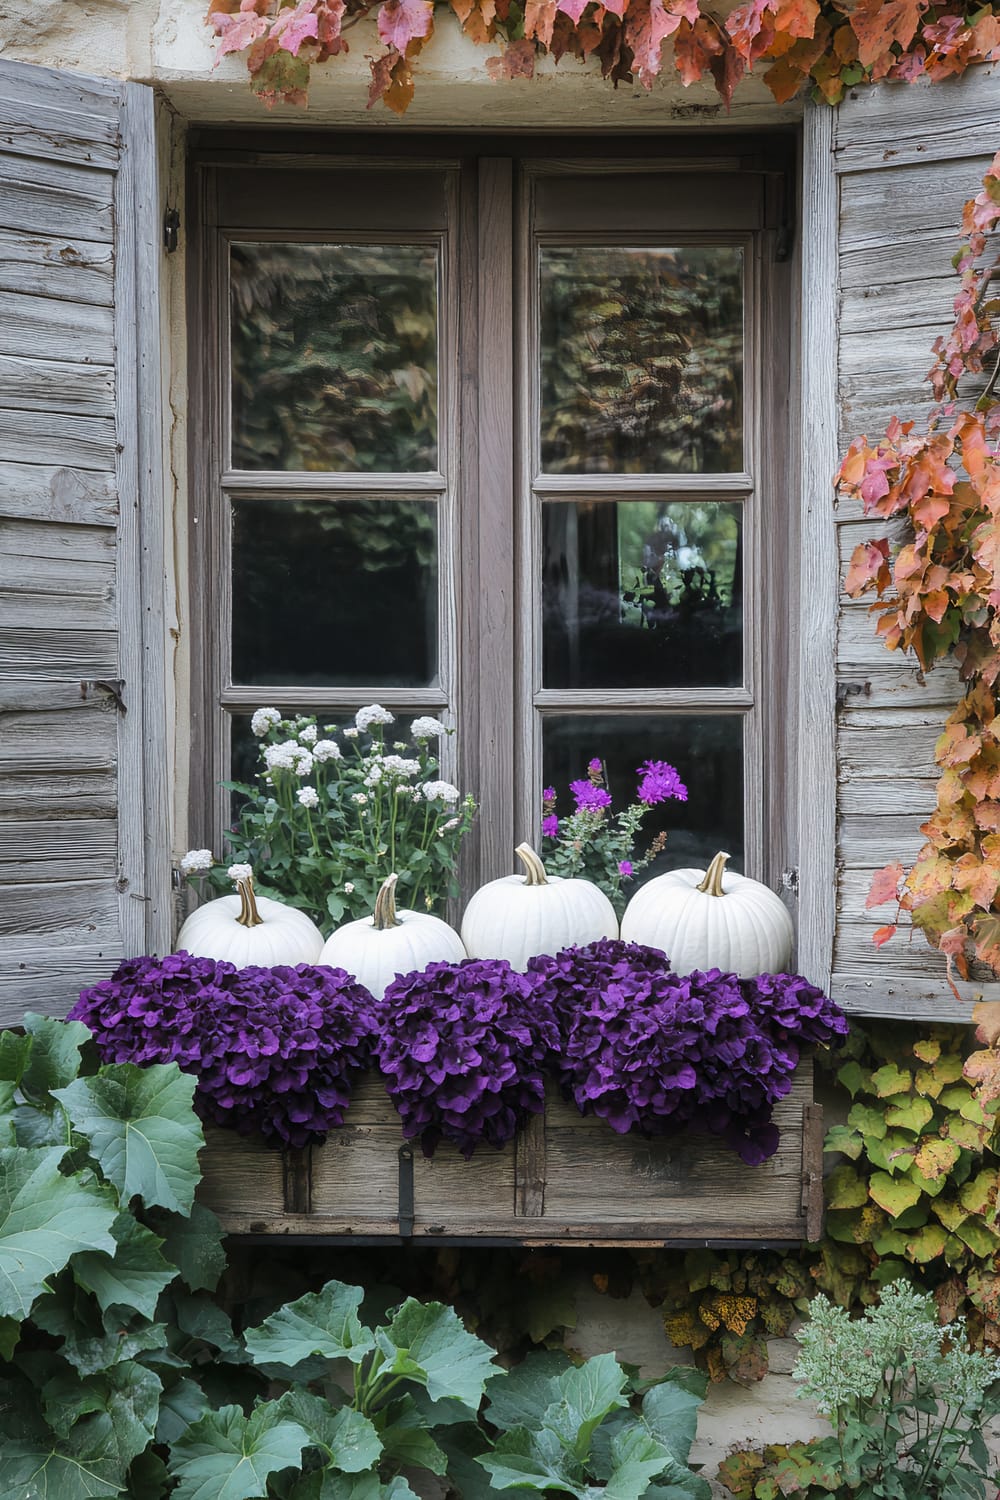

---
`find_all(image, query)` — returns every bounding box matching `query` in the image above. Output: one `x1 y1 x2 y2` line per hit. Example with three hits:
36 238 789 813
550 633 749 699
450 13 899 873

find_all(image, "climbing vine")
205 0 1000 112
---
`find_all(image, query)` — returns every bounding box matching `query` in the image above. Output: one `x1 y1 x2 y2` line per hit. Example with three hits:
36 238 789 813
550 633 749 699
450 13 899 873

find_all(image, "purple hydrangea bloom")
618 860 634 879
542 813 559 838
527 939 846 1166
373 959 560 1159
636 760 688 806
71 954 375 1149
570 780 613 812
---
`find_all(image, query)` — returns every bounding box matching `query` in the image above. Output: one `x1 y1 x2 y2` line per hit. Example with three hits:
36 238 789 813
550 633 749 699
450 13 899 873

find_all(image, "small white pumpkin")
319 873 466 999
176 867 325 968
619 850 793 978
461 842 619 971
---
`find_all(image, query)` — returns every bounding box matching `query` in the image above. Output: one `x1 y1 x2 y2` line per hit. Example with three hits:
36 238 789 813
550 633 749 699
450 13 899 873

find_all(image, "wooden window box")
197 1066 823 1246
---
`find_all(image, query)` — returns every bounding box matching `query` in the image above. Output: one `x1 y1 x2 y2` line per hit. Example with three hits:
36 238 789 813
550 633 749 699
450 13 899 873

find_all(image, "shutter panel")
800 65 1000 1021
0 60 168 1022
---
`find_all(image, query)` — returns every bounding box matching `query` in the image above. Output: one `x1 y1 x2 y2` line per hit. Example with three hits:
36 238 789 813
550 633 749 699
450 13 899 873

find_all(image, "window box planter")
197 1066 823 1245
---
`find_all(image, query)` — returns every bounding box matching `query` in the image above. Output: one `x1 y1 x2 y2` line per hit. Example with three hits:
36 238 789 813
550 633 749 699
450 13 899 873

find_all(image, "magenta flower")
570 779 613 812
542 786 557 805
618 860 634 879
636 760 688 806
587 758 604 783
542 813 559 838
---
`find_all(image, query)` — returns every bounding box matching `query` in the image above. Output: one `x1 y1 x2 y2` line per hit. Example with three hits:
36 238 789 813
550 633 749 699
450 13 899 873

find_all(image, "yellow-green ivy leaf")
939 1085 974 1111
871 1063 912 1098
824 1126 863 1161
934 1054 966 1085
836 1061 867 1098
931 1197 969 1232
913 1138 962 1180
905 1224 948 1263
825 1165 869 1210
959 1168 999 1216
868 1172 922 1217
915 1067 943 1099
943 1116 989 1151
865 1131 917 1175
912 1039 941 1064
885 1097 934 1134
956 1219 1000 1257
872 1229 909 1256
847 1103 888 1141
960 1095 987 1125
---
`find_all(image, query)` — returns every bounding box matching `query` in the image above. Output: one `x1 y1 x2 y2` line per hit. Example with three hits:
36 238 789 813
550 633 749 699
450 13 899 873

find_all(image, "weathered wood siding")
829 69 1000 1017
0 60 166 1024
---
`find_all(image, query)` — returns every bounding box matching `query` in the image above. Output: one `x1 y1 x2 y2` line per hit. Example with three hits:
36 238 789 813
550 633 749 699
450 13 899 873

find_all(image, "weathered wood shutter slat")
804 65 1000 1019
0 59 168 1024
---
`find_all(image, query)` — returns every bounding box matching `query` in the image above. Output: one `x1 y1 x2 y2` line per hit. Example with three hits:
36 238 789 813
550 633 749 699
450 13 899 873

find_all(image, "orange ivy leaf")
872 924 898 949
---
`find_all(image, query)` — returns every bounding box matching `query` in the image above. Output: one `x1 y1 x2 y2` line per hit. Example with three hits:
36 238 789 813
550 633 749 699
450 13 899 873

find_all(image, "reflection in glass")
543 500 742 689
231 497 438 687
542 714 743 875
231 242 438 472
539 246 743 474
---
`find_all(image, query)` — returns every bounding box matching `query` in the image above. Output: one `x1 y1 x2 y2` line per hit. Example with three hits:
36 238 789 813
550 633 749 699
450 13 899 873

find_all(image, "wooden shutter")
799 66 1000 1021
0 60 168 1022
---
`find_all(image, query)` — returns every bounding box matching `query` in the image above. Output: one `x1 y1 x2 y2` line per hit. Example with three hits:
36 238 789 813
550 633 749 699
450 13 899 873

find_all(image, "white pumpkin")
319 873 466 999
176 868 324 968
619 850 793 978
460 842 619 971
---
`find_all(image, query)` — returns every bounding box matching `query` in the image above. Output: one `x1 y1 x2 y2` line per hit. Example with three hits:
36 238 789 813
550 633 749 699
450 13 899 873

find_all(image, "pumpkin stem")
696 851 731 898
373 873 401 930
235 874 264 928
515 842 549 887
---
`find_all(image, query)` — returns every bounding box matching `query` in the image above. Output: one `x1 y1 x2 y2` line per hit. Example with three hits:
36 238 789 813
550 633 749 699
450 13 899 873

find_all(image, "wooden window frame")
186 131 797 912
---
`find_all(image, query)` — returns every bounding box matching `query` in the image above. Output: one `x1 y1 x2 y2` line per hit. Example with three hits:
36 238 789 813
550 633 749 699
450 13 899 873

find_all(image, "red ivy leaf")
872 924 898 948
867 862 904 909
271 0 320 54
672 15 722 84
624 0 697 85
212 3 270 59
377 0 434 53
850 0 929 69
486 37 537 77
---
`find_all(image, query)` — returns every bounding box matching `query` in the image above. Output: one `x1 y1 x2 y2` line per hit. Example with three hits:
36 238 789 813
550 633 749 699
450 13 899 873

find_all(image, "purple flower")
618 860 634 879
570 779 613 812
542 813 559 838
542 786 557 809
636 760 688 806
587 758 604 782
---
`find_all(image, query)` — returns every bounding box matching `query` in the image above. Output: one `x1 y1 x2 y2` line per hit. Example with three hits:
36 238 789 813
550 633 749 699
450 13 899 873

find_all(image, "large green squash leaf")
149 1202 226 1292
23 1014 92 1098
0 1147 116 1318
374 1298 499 1406
168 1402 311 1500
55 1065 203 1213
72 1214 177 1321
272 1390 382 1473
244 1281 375 1369
42 1360 162 1473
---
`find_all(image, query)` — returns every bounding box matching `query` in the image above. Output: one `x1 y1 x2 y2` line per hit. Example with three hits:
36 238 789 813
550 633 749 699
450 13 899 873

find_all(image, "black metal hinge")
163 207 180 254
398 1144 414 1239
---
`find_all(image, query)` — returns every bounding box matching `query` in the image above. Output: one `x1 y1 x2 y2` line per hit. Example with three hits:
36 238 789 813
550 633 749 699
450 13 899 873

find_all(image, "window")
188 137 796 901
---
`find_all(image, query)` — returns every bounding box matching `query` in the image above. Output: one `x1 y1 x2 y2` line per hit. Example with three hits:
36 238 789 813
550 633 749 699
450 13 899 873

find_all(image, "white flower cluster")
343 727 359 740
227 862 253 883
263 740 314 776
179 848 213 875
351 792 368 805
297 786 319 809
355 703 395 731
251 707 282 737
381 755 421 778
422 780 460 804
363 766 382 787
298 724 318 744
312 739 341 763
437 816 460 836
410 716 445 740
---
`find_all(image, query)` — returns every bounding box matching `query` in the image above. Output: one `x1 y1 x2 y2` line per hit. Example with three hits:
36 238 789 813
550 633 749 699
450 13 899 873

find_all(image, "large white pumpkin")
619 851 793 978
177 869 324 968
319 873 466 998
460 843 618 971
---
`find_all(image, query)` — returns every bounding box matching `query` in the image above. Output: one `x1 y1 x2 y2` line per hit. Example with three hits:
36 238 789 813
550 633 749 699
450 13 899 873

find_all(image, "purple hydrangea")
373 959 560 1159
570 779 613 813
71 954 375 1149
636 760 688 806
527 939 846 1166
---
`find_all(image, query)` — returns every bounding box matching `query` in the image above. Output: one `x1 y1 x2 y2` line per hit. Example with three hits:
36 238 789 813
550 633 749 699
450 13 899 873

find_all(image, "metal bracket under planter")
198 1064 822 1246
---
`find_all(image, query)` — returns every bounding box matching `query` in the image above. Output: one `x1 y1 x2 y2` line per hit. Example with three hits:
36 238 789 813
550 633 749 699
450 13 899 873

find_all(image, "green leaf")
0 1146 116 1318
72 1213 176 1321
23 1014 92 1097
836 1062 866 1098
867 1172 922 1218
168 1402 311 1500
151 1202 226 1291
547 1354 629 1462
824 1164 869 1209
0 1418 129 1499
172 1289 251 1364
126 1449 169 1500
904 1224 948 1263
884 1096 934 1133
478 1426 581 1497
0 1313 18 1360
274 1391 381 1474
602 1426 680 1500
305 1476 420 1500
955 1218 1000 1257
0 1030 33 1086
244 1281 375 1368
822 1125 862 1160
55 1065 203 1213
486 1352 572 1433
870 1063 912 1098
375 1298 499 1406
639 1370 708 1467
374 1401 446 1475
42 1361 162 1472
846 1102 887 1140
33 1276 168 1375
157 1376 212 1447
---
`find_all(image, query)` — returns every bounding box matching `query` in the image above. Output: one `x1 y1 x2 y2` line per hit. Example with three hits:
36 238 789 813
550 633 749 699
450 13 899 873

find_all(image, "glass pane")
542 714 744 876
539 246 743 474
231 242 438 472
543 499 742 689
231 497 438 688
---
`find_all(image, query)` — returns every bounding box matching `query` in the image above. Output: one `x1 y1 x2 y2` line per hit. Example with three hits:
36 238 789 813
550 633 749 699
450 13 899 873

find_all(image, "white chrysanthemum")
297 786 319 808
179 848 214 875
298 724 318 744
355 703 395 731
363 767 383 787
382 755 421 778
251 707 282 737
351 792 368 805
227 862 253 882
343 727 359 740
422 780 460 804
312 739 341 763
410 716 445 739
263 740 299 771
293 749 314 777
394 784 414 798
344 882 355 894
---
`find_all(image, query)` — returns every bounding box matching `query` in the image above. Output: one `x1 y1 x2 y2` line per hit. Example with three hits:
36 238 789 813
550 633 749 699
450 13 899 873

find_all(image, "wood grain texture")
0 460 117 526
0 940 123 1025
0 228 114 305
0 354 115 418
0 290 114 366
0 819 117 881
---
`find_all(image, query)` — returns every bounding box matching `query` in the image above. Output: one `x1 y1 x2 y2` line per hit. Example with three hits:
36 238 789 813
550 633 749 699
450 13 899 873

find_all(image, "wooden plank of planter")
198 1067 817 1244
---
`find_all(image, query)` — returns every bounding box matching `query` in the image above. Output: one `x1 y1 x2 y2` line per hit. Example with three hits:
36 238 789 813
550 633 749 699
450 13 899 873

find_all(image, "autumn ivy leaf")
870 1063 912 1098
959 1168 999 1216
846 1102 887 1140
905 1223 949 1264
824 1165 868 1209
167 1403 311 1500
868 866 903 913
377 0 434 51
930 1196 968 1232
0 1146 116 1318
956 1219 1000 1257
211 1 271 60
850 0 925 68
868 1171 922 1218
54 1065 203 1214
914 1035 943 1064
271 0 320 53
